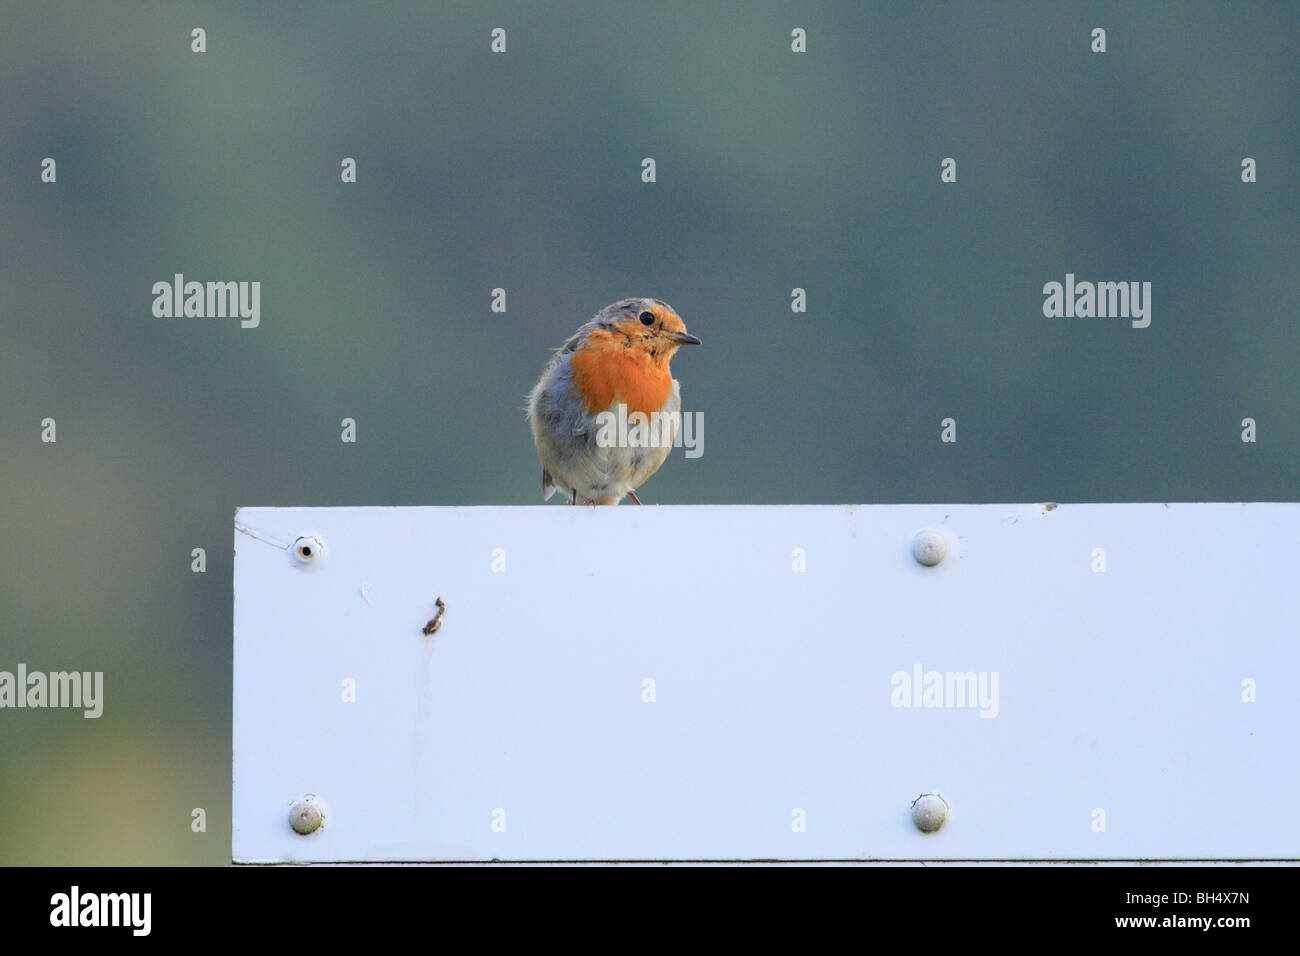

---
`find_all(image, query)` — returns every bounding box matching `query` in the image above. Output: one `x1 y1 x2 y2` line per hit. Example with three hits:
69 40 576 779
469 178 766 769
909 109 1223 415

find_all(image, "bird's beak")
669 331 702 345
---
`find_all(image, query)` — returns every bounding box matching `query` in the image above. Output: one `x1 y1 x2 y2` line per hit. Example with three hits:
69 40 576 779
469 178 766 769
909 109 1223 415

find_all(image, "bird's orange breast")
570 330 674 415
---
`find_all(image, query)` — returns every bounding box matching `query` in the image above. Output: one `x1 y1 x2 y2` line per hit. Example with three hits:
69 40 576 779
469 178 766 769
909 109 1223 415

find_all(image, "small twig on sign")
422 596 446 636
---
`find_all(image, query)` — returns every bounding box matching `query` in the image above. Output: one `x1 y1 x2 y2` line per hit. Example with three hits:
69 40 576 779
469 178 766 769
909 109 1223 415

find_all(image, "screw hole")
292 535 325 566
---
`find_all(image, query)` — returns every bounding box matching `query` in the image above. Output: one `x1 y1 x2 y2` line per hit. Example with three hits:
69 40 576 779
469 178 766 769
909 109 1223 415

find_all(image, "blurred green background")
1 1 1296 863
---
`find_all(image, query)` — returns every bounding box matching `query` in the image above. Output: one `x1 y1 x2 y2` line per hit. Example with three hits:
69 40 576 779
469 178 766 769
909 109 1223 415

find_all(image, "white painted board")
232 504 1299 862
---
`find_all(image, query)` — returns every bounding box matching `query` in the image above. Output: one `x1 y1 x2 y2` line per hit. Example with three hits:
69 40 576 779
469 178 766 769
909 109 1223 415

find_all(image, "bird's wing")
559 313 618 354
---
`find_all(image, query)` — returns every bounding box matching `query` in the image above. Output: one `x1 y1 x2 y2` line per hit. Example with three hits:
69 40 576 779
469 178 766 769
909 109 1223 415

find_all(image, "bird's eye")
639 311 655 326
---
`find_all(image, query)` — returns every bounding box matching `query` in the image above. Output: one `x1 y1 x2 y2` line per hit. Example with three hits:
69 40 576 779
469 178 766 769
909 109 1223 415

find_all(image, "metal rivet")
911 793 948 833
911 530 948 567
289 795 324 835
292 534 325 566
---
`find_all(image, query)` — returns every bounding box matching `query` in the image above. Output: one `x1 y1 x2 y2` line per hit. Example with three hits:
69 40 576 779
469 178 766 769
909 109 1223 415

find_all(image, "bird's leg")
569 490 577 505
628 491 643 505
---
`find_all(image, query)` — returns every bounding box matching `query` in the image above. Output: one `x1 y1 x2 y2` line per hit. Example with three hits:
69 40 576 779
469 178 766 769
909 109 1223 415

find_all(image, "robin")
527 297 700 505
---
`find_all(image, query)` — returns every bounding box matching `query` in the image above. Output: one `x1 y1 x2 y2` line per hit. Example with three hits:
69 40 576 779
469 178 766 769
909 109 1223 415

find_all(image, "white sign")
233 504 1299 862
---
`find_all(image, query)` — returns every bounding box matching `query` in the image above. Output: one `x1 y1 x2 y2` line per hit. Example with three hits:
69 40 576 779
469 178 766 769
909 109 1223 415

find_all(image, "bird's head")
602 298 701 365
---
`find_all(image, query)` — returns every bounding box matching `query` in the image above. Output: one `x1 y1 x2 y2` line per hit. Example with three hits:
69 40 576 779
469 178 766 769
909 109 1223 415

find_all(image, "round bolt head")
289 795 324 835
911 793 948 833
912 530 948 567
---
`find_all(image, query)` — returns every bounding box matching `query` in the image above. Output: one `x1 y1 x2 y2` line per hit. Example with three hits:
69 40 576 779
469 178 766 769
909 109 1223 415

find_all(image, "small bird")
528 297 700 505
